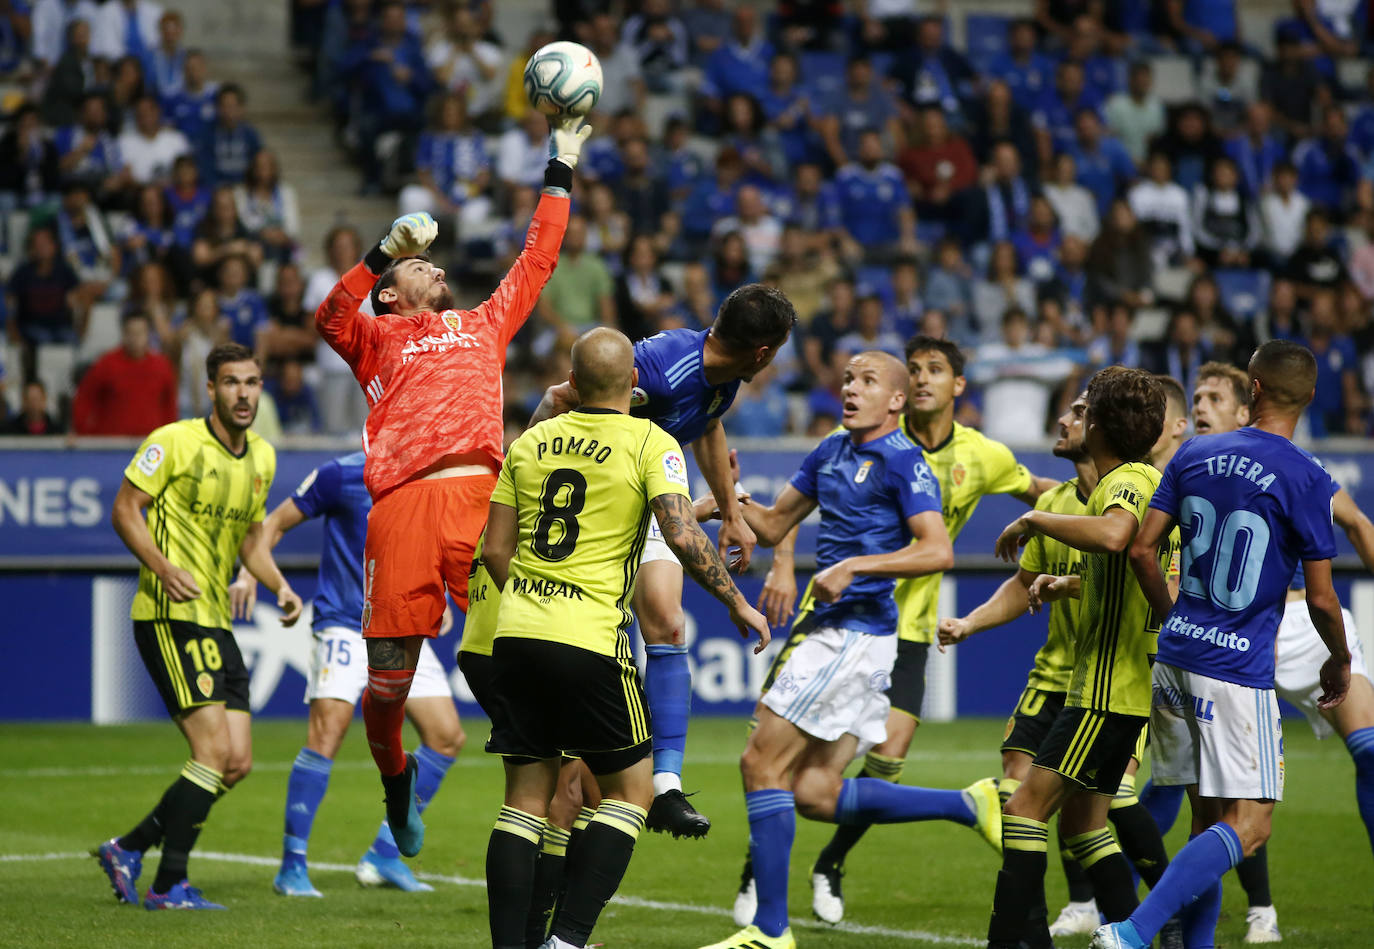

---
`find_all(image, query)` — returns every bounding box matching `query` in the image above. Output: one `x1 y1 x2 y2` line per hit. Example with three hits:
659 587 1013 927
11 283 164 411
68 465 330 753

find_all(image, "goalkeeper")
314 116 591 858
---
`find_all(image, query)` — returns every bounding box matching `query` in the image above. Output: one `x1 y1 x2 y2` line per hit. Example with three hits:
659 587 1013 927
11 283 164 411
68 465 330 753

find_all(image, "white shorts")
1274 600 1370 739
1150 661 1284 801
760 625 896 752
305 626 454 704
640 514 680 566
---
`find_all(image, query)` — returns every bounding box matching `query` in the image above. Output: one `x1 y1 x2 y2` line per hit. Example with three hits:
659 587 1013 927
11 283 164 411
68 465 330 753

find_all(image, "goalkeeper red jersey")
316 193 569 500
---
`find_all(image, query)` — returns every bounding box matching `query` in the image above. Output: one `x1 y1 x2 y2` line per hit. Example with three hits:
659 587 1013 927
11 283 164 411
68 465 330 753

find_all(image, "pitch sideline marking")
0 849 979 945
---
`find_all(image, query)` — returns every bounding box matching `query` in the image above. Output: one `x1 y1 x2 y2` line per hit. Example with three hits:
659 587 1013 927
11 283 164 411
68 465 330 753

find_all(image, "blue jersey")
1152 429 1338 688
291 452 371 632
789 428 942 635
630 328 740 446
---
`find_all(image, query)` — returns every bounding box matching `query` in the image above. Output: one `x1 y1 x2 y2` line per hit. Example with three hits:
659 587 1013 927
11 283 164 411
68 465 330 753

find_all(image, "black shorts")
888 639 929 720
456 650 498 718
133 620 249 718
1001 687 1068 757
1033 704 1147 795
487 637 651 775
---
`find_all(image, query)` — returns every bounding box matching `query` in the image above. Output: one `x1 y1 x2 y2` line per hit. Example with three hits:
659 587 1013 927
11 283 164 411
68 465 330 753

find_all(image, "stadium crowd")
5 0 1374 443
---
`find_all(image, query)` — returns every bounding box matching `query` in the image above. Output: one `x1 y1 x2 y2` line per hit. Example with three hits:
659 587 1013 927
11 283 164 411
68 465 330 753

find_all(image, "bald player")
696 352 1000 949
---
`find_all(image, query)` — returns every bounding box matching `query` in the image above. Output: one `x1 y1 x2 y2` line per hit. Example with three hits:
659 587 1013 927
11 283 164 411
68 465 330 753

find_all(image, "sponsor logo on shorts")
196 672 213 698
774 672 798 695
868 669 891 692
662 451 689 487
136 444 164 476
1164 612 1251 652
1152 684 1216 723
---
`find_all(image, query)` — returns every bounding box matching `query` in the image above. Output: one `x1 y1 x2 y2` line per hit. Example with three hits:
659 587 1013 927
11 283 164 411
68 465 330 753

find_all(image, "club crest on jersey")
630 386 649 407
951 462 967 486
854 460 874 483
441 310 462 333
253 474 264 495
196 672 213 698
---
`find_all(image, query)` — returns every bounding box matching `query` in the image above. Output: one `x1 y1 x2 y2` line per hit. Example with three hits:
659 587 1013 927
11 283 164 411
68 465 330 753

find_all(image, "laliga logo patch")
136 443 164 476
630 386 649 407
951 462 967 486
441 310 462 333
295 468 318 497
663 451 689 487
196 672 214 698
854 460 873 484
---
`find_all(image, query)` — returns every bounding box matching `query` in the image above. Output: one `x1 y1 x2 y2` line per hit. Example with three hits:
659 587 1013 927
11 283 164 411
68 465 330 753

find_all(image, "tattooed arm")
650 492 772 653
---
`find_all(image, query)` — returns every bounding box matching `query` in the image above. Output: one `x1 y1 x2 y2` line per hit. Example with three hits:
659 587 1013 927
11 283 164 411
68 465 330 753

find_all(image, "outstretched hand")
380 212 438 258
550 116 593 170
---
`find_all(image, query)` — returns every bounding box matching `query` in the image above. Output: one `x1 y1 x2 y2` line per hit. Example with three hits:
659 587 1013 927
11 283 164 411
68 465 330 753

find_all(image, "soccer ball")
523 41 603 119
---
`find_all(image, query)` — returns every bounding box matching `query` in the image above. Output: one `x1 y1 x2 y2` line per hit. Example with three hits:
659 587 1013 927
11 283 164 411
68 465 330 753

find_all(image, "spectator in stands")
973 240 1037 342
317 0 372 113
398 92 490 226
1156 103 1225 194
890 16 976 121
7 227 82 360
56 93 130 205
1192 155 1260 268
116 94 190 186
1349 210 1374 301
1064 107 1134 218
584 181 630 263
39 18 95 127
708 230 755 310
721 92 787 185
965 140 1037 248
303 225 361 313
1260 29 1324 140
162 49 219 145
200 83 263 186
620 0 688 93
584 12 645 118
1043 151 1098 242
233 149 299 265
0 104 61 209
854 0 919 51
0 0 30 74
1198 41 1258 135
986 18 1056 112
898 106 978 224
147 10 186 98
836 290 904 359
1086 300 1141 369
759 51 815 170
129 189 182 286
834 128 917 264
1042 232 1092 329
1304 290 1364 436
1087 197 1154 308
1157 0 1238 53
6 379 61 435
1261 160 1309 266
1257 277 1303 344
1104 60 1164 164
619 137 670 238
177 287 225 415
425 5 505 127
267 358 321 434
1062 14 1122 101
722 364 788 437
215 252 267 348
1293 105 1363 216
260 261 315 364
55 183 119 305
31 0 98 79
1187 272 1249 364
165 154 210 247
1225 101 1284 199
816 56 900 171
1285 207 1348 298
712 183 781 276
107 55 150 133
123 259 179 344
680 0 728 67
1145 307 1209 394
966 79 1038 176
700 5 771 115
614 234 674 342
343 1 430 193
1012 194 1062 285
191 185 262 283
925 236 976 346
496 110 550 192
1290 0 1364 59
536 215 613 335
803 274 857 390
667 261 716 330
91 0 161 63
784 160 841 255
968 305 1075 443
890 256 924 339
1034 60 1100 159
71 312 176 435
768 225 839 327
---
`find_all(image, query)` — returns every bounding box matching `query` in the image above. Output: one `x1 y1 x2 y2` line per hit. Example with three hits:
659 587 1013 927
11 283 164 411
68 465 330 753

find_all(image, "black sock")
816 767 874 870
488 807 543 949
1109 801 1170 889
1235 844 1272 907
118 786 176 853
1083 851 1139 922
550 801 646 948
525 824 570 949
1059 831 1095 903
552 807 595 925
989 815 1051 947
151 761 221 894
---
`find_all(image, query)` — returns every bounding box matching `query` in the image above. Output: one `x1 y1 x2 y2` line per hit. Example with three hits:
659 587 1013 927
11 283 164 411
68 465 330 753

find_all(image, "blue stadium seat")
964 14 1012 70
1214 269 1270 321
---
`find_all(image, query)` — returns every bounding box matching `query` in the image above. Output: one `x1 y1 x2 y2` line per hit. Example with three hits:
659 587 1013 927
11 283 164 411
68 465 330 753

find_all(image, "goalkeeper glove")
379 212 438 258
549 117 593 170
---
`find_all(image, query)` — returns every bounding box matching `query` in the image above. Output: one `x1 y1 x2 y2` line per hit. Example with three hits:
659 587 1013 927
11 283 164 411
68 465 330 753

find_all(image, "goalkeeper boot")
646 788 710 839
380 753 424 857
93 839 142 906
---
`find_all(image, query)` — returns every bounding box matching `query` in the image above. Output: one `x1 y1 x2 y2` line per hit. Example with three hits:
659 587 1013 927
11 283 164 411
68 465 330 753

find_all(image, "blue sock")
283 748 332 867
1180 873 1222 949
1347 726 1374 858
1127 823 1242 942
644 644 691 779
369 743 455 859
834 777 975 826
745 789 795 938
1139 779 1186 835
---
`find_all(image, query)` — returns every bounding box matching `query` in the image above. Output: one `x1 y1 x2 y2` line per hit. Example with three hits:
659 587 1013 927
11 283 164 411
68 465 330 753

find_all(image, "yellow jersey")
491 408 691 659
125 419 275 630
1017 478 1087 693
1069 462 1177 716
460 534 498 657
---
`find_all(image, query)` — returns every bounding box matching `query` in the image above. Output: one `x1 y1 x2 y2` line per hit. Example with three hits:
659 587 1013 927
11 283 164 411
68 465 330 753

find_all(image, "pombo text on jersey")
523 41 603 118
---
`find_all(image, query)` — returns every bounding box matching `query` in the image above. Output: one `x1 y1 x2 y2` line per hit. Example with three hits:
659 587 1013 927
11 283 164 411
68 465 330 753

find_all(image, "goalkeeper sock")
369 743 453 859
645 643 691 794
362 667 413 777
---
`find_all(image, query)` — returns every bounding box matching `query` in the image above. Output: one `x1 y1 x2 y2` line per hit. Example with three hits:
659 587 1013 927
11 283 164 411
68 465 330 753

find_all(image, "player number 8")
533 468 587 562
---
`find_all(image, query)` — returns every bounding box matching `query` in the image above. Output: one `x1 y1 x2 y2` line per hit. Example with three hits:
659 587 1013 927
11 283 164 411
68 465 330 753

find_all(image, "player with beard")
313 120 588 855
94 343 303 909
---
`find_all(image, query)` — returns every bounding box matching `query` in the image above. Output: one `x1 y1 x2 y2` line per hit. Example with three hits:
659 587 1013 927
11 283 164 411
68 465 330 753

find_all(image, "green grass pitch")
1 717 1369 948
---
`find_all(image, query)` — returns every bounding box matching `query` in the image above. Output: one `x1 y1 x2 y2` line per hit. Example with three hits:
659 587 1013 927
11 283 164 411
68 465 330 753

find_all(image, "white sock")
653 771 683 796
